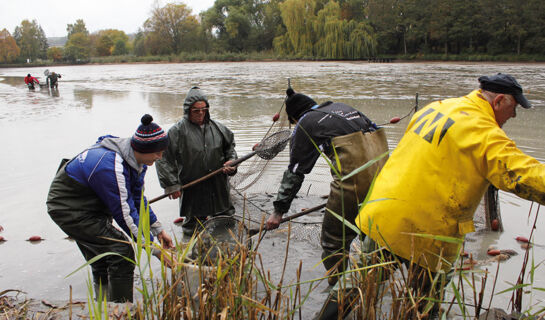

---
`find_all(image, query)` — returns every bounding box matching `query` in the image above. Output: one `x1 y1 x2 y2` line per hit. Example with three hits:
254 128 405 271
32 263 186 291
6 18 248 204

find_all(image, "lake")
0 61 544 317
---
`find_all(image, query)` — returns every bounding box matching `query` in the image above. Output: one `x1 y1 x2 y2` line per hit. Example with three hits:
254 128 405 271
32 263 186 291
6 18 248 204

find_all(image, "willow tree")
313 1 343 58
278 0 317 57
345 20 376 58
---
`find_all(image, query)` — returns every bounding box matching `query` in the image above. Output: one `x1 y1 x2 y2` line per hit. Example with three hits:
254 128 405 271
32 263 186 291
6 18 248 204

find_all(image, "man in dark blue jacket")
266 88 389 287
47 114 174 303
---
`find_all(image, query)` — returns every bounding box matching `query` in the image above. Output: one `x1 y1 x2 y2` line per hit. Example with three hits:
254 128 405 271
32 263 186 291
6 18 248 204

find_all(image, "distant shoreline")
2 54 545 69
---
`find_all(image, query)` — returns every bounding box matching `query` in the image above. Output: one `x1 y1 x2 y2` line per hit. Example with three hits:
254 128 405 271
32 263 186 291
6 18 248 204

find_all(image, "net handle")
148 152 255 204
248 203 327 236
149 131 290 204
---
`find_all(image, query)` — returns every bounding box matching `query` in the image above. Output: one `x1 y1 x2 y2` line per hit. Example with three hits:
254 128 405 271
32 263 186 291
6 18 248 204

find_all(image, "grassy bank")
3 51 545 68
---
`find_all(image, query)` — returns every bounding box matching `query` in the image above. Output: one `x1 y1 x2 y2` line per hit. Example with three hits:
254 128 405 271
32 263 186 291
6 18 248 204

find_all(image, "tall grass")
56 136 544 319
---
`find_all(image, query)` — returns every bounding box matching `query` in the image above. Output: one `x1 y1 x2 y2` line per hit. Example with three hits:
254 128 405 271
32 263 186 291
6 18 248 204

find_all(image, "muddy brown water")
1 62 544 317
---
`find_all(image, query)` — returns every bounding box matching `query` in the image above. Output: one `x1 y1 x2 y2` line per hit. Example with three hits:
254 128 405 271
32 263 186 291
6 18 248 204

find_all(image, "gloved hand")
265 211 283 230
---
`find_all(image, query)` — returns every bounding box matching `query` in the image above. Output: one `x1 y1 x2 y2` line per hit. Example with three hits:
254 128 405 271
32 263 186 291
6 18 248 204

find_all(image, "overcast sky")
1 0 216 38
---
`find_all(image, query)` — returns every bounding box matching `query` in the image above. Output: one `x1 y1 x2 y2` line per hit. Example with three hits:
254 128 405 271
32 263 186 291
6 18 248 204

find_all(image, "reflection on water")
0 62 544 314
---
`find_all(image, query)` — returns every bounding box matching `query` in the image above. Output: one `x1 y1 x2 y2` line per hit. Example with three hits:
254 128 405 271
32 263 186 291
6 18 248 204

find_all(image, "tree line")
1 0 544 64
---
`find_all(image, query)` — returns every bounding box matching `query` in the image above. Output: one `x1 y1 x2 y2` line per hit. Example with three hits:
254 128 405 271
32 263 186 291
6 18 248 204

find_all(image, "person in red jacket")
24 74 40 90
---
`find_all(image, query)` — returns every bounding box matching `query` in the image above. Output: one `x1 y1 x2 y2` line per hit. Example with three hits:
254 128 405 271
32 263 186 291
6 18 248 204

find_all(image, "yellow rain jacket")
356 90 545 271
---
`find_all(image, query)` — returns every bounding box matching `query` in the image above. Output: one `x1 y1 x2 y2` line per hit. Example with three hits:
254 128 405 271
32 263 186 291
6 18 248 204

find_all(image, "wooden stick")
149 151 256 204
248 202 327 236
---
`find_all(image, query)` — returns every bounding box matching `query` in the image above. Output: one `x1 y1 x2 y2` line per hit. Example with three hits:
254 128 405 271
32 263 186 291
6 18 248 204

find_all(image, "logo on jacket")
412 108 455 146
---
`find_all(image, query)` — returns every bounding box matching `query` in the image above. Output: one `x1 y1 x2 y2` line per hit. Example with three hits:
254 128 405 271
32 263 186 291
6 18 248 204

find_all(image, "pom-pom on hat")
285 87 317 123
131 114 169 153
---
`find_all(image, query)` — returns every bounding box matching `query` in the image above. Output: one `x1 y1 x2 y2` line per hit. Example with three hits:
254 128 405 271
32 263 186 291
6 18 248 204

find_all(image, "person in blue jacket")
47 114 174 303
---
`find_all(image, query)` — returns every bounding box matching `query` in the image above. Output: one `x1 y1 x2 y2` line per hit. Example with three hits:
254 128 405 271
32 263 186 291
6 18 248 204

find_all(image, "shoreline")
3 55 545 69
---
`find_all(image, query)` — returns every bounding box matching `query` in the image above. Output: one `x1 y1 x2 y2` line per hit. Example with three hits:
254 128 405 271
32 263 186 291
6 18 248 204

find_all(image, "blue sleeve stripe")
114 154 139 238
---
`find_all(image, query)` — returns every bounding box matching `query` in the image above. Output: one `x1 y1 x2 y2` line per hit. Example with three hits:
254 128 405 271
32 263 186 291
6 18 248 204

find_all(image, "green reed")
59 133 544 319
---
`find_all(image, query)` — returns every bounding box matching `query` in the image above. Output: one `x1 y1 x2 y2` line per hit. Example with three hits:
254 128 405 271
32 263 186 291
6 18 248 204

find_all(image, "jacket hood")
183 86 210 122
98 135 143 172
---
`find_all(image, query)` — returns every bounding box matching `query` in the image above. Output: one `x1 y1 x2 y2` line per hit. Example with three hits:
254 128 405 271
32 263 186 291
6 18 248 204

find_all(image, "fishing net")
226 97 330 247
252 129 291 160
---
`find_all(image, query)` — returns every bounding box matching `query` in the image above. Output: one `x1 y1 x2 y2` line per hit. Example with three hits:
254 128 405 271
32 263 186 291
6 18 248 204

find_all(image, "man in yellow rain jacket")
356 73 544 276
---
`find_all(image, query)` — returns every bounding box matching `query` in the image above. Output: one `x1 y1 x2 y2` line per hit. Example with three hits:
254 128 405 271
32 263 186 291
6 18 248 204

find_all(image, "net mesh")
227 100 330 243
254 129 291 160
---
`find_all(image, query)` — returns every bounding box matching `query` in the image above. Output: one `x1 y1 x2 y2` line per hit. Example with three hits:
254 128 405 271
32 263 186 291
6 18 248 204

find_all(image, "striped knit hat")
131 114 169 153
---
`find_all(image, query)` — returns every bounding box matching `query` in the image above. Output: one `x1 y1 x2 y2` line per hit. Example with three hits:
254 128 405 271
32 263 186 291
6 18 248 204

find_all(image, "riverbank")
2 51 545 68
0 292 134 320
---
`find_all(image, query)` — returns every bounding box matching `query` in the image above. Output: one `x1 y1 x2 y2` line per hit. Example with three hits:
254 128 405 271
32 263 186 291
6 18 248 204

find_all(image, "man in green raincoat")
156 86 237 235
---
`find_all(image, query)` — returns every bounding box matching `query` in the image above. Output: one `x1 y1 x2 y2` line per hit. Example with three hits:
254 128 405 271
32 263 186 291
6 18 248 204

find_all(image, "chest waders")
46 159 135 302
320 128 389 284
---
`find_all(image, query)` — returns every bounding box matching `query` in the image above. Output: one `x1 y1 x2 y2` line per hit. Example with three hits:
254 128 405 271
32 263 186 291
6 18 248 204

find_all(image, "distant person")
46 71 61 89
47 114 174 303
156 86 238 236
24 73 39 90
265 87 389 286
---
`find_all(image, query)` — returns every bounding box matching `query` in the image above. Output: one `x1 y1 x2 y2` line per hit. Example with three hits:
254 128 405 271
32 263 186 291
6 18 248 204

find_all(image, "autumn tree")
90 29 130 56
47 47 63 62
201 0 282 52
67 19 89 38
112 39 128 55
0 29 20 63
144 3 199 54
95 34 114 56
13 19 48 61
64 20 91 62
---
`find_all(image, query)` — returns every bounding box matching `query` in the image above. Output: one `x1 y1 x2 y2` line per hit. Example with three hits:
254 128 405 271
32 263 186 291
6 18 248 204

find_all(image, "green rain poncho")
156 87 237 219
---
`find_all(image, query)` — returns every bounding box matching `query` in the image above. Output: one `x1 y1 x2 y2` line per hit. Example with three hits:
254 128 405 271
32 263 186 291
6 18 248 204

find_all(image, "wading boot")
108 276 133 303
94 281 108 301
317 293 353 320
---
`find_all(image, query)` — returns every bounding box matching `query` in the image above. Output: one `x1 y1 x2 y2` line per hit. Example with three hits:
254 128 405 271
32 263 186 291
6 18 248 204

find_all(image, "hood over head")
183 86 210 122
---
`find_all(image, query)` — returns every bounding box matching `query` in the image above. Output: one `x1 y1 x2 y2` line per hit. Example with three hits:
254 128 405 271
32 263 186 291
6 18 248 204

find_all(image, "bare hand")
168 190 182 200
157 230 175 249
265 211 283 230
152 248 176 269
222 160 236 175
